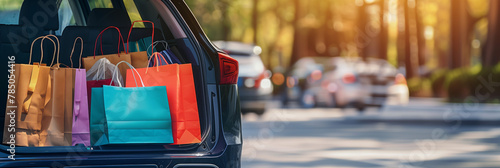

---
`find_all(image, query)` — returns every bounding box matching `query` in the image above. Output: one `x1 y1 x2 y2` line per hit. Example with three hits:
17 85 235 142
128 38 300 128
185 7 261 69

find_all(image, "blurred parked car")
213 41 272 115
356 58 410 106
284 57 369 110
283 57 409 110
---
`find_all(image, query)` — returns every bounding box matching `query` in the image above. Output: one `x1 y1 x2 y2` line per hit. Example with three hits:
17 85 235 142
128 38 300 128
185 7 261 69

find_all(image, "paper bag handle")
111 61 145 87
70 37 84 68
94 26 126 58
29 36 56 66
147 41 173 65
126 20 154 54
41 35 60 67
145 52 168 74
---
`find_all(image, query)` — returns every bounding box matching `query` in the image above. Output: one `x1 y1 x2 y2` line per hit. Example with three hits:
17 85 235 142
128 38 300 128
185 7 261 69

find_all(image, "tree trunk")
415 0 426 67
404 0 419 78
379 0 388 60
290 0 305 66
397 0 406 67
252 0 259 44
483 0 500 67
449 0 472 68
357 2 368 60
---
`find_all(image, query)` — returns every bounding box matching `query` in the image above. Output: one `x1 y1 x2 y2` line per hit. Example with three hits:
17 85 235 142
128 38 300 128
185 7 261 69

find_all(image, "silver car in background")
213 41 272 115
285 57 409 110
356 58 409 106
299 57 369 110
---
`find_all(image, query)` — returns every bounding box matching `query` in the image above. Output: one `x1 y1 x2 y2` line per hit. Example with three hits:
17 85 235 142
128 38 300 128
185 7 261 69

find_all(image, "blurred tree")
415 0 426 68
379 0 389 60
397 0 406 67
220 0 231 41
357 0 368 59
449 0 486 68
357 0 387 60
403 0 419 78
290 0 305 66
483 0 500 66
252 0 259 44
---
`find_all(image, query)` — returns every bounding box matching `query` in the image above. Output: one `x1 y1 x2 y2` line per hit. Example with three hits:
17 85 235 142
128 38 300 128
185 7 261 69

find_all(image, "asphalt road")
241 102 500 168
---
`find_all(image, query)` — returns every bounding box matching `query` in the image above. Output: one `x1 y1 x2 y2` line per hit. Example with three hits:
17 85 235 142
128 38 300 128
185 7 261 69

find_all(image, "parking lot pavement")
241 100 500 168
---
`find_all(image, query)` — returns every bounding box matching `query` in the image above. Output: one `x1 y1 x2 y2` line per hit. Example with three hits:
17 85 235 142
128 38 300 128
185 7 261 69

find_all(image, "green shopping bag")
90 61 173 146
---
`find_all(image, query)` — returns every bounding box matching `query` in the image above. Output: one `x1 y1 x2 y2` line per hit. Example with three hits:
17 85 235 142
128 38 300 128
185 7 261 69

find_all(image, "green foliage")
408 77 432 97
429 69 448 97
0 0 22 11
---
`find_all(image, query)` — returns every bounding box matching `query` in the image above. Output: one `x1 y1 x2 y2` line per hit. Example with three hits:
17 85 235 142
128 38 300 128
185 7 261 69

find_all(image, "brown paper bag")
3 36 55 146
41 67 75 146
129 51 149 68
39 35 76 146
125 21 155 69
83 26 132 81
83 54 131 82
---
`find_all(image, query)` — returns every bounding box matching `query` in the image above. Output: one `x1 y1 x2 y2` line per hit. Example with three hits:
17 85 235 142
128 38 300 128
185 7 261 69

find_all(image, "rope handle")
147 41 173 65
145 52 168 74
110 61 145 87
70 37 84 68
29 36 56 66
41 35 59 67
126 20 155 55
93 26 126 58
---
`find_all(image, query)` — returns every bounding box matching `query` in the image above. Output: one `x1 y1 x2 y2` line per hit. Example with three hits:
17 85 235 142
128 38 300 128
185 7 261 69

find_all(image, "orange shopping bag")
125 53 201 145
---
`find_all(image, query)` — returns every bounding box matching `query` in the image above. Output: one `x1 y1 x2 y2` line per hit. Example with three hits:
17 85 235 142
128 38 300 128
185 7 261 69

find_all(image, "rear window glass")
123 0 144 28
0 0 22 24
56 0 77 35
88 0 113 9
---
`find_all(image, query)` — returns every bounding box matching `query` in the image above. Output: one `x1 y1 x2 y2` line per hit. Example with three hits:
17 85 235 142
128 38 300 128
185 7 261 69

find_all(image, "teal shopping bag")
90 61 173 145
90 88 108 146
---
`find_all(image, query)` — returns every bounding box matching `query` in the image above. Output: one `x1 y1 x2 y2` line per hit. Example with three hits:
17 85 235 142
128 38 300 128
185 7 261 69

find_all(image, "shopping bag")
147 41 182 67
40 35 75 146
125 20 155 68
126 53 201 145
91 61 173 146
3 36 55 146
86 58 120 110
86 57 122 81
70 37 90 146
82 26 131 81
89 87 106 146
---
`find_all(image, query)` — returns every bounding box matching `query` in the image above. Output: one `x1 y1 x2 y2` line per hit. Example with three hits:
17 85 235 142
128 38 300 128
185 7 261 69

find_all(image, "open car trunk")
0 0 217 156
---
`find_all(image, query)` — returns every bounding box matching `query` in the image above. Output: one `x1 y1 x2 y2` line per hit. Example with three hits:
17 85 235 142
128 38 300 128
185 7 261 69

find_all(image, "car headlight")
244 78 255 88
260 79 272 89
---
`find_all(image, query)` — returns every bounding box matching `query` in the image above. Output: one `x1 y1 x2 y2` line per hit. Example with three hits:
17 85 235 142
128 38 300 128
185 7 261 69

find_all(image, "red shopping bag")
125 53 201 145
86 79 117 111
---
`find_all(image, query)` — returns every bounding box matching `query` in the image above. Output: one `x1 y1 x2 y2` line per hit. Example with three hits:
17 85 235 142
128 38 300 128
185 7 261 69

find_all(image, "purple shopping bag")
72 69 90 146
71 37 90 146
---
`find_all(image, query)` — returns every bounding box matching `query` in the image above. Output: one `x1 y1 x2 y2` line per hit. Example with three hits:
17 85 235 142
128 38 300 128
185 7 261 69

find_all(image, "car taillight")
395 73 407 85
342 73 356 84
253 72 266 88
219 52 239 85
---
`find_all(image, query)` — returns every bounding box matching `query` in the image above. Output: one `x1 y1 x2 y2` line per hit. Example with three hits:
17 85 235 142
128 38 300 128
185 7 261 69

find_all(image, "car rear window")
0 1 22 24
89 0 113 9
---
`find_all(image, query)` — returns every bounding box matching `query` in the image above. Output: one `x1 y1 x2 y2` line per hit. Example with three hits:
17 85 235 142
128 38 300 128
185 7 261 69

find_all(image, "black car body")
0 0 242 167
